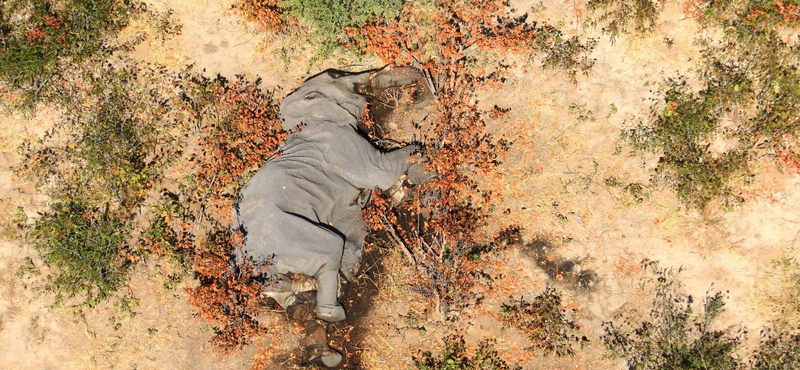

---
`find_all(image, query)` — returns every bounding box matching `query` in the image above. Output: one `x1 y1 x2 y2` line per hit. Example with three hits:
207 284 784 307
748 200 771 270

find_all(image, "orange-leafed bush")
232 0 291 33
181 75 287 221
178 76 286 352
190 0 595 351
195 76 286 186
186 230 271 352
356 0 539 64
354 0 577 314
356 1 595 82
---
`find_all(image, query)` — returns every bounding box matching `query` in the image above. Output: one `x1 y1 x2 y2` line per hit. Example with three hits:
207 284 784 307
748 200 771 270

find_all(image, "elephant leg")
287 292 343 367
315 269 346 322
339 213 366 282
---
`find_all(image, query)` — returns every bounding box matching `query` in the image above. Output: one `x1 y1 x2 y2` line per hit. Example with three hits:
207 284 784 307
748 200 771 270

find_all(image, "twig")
420 237 440 263
411 54 438 96
193 173 217 228
377 212 418 270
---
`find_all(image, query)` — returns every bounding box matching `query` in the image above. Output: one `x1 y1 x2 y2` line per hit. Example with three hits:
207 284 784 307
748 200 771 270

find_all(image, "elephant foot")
306 345 344 368
316 304 346 322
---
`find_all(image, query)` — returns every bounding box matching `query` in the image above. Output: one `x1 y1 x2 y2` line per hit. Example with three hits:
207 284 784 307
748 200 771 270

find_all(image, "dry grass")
359 250 428 370
754 248 800 332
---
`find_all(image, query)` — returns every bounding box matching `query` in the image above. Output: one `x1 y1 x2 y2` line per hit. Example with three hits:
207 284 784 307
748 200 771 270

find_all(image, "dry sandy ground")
1 0 798 369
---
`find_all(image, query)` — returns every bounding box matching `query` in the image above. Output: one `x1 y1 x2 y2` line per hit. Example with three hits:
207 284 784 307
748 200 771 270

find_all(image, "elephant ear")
280 94 363 134
279 70 372 134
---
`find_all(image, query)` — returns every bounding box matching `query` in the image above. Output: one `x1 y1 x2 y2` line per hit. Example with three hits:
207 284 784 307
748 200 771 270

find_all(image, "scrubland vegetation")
1 0 799 369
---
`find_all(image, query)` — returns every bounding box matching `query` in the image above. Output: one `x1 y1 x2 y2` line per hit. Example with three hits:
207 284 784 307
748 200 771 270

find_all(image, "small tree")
501 287 588 357
602 261 743 370
414 333 520 370
587 0 667 41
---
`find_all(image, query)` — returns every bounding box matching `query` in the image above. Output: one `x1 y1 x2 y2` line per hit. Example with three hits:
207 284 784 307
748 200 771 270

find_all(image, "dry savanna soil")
1 0 799 369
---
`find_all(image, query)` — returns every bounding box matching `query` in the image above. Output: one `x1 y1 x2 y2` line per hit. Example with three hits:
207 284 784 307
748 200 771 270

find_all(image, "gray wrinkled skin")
233 70 418 322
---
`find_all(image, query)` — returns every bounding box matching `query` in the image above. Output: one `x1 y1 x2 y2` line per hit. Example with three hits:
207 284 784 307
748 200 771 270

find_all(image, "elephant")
232 68 431 367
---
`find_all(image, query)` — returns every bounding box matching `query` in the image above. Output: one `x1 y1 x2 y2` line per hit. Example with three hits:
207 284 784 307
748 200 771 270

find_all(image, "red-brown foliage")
178 76 286 353
232 0 293 33
188 76 287 221
186 230 270 352
353 0 544 314
356 0 521 236
777 135 800 174
355 0 538 64
187 0 553 353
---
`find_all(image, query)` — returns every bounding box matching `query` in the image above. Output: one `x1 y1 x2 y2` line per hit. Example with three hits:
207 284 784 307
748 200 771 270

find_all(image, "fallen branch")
377 212 418 270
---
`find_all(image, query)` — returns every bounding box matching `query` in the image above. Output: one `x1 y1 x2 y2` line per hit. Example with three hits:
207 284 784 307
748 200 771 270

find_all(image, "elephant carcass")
233 69 421 323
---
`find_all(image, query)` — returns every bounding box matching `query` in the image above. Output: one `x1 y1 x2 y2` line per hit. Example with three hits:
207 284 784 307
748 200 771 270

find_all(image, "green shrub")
534 25 597 82
623 77 750 209
750 329 800 370
19 60 189 309
31 198 132 308
500 287 588 357
280 0 403 58
587 0 666 41
604 260 800 369
602 261 744 370
139 196 193 270
623 0 800 209
1 206 28 240
23 60 184 208
694 1 800 34
414 334 520 370
0 0 142 108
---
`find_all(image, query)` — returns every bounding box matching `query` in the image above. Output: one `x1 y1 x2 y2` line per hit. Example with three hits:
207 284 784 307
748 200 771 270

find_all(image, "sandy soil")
1 0 798 369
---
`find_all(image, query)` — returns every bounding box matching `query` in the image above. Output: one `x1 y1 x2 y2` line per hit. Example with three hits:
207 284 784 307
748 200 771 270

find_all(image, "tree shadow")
520 237 597 291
